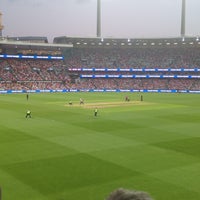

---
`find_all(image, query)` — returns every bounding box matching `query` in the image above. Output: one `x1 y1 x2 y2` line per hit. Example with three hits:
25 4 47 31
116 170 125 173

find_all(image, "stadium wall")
0 89 200 94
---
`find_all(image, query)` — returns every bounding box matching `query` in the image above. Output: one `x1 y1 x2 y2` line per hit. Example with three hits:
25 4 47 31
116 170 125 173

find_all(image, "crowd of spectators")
66 46 200 91
0 58 70 90
0 45 200 91
68 78 198 91
66 47 200 69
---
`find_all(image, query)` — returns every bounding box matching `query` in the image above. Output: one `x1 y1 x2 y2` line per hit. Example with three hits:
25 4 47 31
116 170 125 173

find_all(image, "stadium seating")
0 46 200 91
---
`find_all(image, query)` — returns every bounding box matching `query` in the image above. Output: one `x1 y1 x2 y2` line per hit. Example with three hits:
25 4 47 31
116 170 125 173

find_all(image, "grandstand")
0 36 200 93
0 0 199 93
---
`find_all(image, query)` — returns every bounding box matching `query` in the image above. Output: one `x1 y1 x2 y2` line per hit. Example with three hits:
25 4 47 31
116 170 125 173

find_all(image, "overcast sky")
0 0 200 42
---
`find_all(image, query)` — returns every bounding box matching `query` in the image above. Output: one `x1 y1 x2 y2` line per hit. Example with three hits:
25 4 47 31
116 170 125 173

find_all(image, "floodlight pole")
97 0 101 37
0 11 4 37
181 0 186 37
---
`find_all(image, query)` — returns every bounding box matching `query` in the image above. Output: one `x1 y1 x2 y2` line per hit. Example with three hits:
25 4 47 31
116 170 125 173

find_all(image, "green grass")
0 92 200 200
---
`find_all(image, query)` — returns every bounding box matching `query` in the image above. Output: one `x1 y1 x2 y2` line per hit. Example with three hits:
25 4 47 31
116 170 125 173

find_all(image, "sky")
0 0 200 43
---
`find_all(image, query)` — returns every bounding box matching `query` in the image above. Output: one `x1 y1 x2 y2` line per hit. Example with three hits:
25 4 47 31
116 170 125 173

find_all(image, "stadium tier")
0 36 200 93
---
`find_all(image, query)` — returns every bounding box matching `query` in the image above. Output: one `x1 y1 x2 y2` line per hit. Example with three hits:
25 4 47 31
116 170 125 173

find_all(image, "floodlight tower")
0 11 4 37
97 0 101 37
181 0 186 37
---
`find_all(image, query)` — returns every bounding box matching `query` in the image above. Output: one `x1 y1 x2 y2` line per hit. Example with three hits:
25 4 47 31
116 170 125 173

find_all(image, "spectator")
105 188 153 200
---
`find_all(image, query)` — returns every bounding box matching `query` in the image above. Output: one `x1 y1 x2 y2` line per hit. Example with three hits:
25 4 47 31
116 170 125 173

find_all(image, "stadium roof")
0 37 73 52
53 36 200 48
7 36 49 43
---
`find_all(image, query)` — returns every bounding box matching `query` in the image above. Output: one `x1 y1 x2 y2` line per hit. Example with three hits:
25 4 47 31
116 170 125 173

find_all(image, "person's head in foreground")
105 188 153 200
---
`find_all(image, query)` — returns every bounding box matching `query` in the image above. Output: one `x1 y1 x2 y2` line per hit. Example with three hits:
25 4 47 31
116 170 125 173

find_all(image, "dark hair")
106 188 153 200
